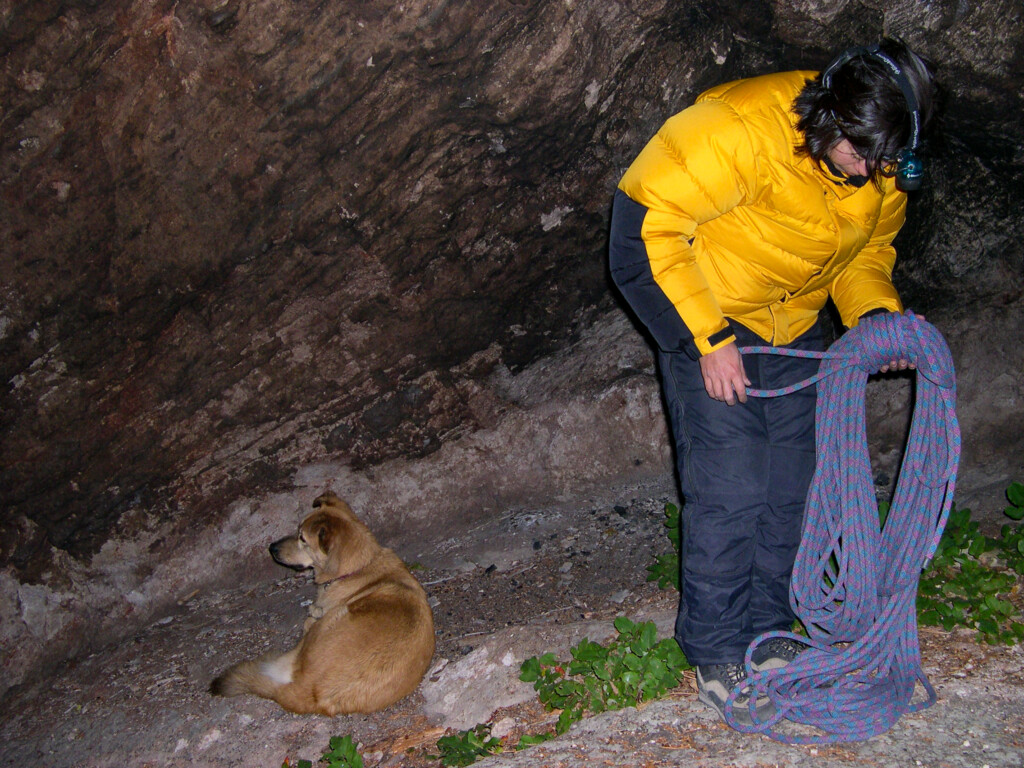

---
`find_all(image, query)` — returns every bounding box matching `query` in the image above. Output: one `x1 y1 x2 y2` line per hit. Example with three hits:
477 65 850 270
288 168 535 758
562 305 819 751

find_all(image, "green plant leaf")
434 725 502 767
641 621 658 649
556 708 578 735
647 504 683 591
613 616 635 634
320 735 364 768
621 652 642 672
1006 482 1024 508
984 595 1017 617
519 657 541 682
516 733 554 750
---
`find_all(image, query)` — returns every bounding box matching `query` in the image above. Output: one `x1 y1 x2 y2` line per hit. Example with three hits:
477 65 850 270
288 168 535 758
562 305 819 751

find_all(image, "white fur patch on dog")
259 655 294 685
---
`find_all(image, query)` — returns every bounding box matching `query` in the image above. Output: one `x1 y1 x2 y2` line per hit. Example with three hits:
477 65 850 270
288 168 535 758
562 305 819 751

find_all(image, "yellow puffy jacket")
616 70 905 356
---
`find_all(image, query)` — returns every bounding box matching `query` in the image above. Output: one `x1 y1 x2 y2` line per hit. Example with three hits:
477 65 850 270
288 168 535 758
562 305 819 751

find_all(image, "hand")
879 359 915 373
879 312 923 372
699 342 750 405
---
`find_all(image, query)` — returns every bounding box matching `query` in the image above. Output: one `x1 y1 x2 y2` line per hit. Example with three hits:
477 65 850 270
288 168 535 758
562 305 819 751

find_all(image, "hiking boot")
751 637 808 671
696 662 776 728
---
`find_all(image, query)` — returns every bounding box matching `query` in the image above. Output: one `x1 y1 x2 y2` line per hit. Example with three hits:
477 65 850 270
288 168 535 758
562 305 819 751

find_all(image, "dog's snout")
270 534 313 571
269 537 287 565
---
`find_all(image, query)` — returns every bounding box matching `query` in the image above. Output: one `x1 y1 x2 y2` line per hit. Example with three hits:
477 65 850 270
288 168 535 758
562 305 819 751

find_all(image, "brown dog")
210 492 435 715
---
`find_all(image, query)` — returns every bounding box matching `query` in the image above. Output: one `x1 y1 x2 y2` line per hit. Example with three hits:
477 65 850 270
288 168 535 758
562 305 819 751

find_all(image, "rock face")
1 0 1022 691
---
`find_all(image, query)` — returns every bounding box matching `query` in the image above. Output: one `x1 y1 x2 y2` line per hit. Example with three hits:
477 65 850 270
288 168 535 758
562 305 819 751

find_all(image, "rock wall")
1 0 1022 691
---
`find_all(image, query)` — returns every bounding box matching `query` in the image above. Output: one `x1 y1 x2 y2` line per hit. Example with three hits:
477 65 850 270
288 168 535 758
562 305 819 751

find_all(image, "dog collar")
318 566 365 586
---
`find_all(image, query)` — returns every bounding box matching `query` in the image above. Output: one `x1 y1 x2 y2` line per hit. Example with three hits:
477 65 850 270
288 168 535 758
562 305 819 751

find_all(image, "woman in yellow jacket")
609 39 939 727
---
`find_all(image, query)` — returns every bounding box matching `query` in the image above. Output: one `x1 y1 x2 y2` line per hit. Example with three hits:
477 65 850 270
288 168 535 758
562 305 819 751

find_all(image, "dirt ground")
2 477 1022 768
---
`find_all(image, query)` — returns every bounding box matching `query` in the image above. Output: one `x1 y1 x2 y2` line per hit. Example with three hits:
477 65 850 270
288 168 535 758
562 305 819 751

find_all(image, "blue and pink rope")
724 311 961 742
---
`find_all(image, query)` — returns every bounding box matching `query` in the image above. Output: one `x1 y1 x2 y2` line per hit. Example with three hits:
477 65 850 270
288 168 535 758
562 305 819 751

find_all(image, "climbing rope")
723 311 961 743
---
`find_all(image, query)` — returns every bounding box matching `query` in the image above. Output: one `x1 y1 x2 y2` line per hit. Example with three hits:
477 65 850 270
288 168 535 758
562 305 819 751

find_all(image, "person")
608 39 940 726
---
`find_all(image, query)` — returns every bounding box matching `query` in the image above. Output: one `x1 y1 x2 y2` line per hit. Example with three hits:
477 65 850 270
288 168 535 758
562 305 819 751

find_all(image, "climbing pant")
608 187 824 665
659 321 824 665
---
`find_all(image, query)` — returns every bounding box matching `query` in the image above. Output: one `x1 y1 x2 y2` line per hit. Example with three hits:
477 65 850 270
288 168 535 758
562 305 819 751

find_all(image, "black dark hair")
794 38 941 185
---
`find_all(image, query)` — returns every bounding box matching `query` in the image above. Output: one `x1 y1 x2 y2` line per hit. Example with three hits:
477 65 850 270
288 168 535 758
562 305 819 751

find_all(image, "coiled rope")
724 311 961 743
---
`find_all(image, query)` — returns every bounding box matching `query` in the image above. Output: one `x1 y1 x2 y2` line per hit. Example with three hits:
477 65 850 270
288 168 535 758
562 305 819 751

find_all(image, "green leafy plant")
519 616 691 735
878 499 891 527
1005 481 1024 522
282 735 364 768
645 502 681 590
917 491 1024 645
429 724 503 766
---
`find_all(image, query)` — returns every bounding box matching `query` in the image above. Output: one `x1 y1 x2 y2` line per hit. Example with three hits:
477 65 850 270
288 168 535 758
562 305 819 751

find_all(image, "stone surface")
420 608 674 731
1 0 1023 707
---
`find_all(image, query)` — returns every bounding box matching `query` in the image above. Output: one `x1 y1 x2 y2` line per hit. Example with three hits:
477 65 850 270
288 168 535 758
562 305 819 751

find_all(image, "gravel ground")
2 477 1022 768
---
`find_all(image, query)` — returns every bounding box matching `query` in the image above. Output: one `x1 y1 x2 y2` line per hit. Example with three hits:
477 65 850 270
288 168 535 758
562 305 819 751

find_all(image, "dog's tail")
210 653 293 699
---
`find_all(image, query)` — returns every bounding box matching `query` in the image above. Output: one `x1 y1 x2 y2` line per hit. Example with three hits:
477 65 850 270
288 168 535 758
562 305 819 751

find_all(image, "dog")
210 491 435 715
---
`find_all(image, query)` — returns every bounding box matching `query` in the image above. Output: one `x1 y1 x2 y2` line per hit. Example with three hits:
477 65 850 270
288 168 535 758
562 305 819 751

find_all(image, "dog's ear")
303 498 375 581
305 513 341 555
316 522 332 553
312 491 343 510
320 515 364 581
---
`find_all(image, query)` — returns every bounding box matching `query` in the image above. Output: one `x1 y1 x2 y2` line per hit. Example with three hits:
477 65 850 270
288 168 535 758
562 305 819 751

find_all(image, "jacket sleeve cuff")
855 307 896 326
696 325 736 356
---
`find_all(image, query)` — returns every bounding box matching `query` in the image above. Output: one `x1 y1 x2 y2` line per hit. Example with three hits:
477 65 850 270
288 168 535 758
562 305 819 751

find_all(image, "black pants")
660 322 821 664
608 188 821 665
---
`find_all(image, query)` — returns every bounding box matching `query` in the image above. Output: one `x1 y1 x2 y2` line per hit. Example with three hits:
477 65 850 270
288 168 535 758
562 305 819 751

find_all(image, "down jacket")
613 70 905 356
